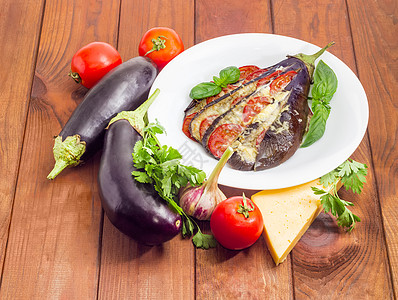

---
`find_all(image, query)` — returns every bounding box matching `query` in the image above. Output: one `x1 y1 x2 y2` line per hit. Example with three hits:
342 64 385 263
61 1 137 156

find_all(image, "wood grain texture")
0 0 121 298
347 0 398 297
97 0 196 299
0 0 44 278
195 0 272 42
272 0 393 298
194 1 293 299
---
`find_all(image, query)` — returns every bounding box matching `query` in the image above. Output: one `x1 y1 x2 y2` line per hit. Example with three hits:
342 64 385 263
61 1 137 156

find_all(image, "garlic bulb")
179 147 233 220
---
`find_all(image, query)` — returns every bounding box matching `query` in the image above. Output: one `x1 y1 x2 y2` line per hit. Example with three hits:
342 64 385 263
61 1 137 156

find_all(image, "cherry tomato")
139 27 184 70
182 113 196 141
242 96 272 123
270 70 297 95
207 124 243 158
210 195 264 250
69 42 122 89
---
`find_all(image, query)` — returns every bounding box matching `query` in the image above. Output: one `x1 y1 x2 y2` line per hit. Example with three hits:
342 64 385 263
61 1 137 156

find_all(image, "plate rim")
149 33 369 190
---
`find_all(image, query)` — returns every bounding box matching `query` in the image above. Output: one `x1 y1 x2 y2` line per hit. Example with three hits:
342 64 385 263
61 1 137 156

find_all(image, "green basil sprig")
189 66 240 99
301 60 338 148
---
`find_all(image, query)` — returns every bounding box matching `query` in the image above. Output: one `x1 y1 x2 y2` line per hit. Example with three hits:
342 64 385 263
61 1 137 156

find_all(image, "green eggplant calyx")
291 41 335 78
47 135 86 180
107 88 160 136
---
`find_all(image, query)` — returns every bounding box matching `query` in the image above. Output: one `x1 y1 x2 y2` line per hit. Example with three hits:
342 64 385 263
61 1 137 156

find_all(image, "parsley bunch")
132 122 217 249
312 159 368 231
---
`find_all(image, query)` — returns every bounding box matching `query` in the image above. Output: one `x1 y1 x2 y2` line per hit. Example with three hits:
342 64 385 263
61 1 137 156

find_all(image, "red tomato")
238 65 261 80
199 115 218 139
270 70 297 95
242 96 272 123
182 113 196 141
210 195 264 250
69 42 122 88
207 124 243 158
139 27 184 70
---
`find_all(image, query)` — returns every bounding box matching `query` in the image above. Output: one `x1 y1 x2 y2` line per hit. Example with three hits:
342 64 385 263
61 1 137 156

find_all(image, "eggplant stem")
107 88 160 135
291 41 335 78
47 135 86 180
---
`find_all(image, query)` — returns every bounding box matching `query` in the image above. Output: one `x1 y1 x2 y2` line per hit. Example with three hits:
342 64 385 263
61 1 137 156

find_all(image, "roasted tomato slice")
243 69 282 87
208 124 243 158
255 129 267 146
199 115 218 139
238 65 261 80
242 96 272 123
182 113 197 141
270 70 297 95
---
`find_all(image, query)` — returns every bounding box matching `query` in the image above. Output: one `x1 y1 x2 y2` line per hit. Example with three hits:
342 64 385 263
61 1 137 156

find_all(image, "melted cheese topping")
231 89 291 163
190 82 256 141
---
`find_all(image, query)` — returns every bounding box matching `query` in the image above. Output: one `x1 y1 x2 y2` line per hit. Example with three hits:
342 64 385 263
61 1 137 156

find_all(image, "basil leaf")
212 76 223 87
301 100 331 147
219 66 240 85
189 82 222 99
312 60 337 102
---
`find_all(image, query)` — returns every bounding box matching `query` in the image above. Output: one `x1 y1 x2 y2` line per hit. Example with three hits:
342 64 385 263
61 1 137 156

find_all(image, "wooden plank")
272 0 393 298
97 1 196 299
347 0 398 297
0 0 121 298
0 0 44 278
194 1 294 299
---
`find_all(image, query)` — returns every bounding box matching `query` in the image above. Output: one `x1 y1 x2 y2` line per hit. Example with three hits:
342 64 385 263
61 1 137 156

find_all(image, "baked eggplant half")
182 43 334 171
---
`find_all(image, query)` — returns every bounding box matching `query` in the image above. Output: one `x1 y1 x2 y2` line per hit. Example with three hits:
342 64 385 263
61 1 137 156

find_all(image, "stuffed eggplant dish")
182 43 333 171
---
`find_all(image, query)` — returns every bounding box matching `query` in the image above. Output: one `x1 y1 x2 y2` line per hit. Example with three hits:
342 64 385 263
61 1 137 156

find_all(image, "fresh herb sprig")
189 66 240 99
312 158 368 231
132 121 217 249
301 60 338 147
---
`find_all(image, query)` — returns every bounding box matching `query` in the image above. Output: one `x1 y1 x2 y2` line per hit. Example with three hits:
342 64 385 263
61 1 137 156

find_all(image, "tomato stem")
145 35 167 56
68 71 82 84
237 193 254 218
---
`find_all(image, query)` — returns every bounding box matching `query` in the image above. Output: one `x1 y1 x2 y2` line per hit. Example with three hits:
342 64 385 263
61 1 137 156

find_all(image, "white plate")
148 33 368 190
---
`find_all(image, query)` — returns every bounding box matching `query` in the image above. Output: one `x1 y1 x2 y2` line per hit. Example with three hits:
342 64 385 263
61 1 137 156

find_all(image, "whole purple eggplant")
98 119 182 245
47 56 157 180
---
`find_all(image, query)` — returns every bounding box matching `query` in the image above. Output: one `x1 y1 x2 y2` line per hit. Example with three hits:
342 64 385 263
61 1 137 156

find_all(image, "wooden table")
1 0 396 299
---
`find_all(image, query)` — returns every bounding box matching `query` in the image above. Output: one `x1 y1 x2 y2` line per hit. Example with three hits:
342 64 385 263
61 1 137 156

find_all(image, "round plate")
148 33 368 190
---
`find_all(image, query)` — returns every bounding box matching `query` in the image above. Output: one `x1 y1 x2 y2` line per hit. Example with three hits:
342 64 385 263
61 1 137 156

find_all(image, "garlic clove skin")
179 183 203 216
179 147 234 220
191 185 226 220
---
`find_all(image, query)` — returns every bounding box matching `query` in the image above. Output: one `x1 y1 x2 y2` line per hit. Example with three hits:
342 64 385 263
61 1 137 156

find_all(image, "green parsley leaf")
314 158 367 231
131 171 152 184
337 159 368 194
337 208 361 232
132 121 216 249
192 231 218 249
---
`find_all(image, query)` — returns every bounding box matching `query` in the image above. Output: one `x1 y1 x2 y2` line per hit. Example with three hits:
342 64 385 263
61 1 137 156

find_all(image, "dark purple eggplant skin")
60 56 157 159
254 57 310 170
98 120 182 245
225 57 310 171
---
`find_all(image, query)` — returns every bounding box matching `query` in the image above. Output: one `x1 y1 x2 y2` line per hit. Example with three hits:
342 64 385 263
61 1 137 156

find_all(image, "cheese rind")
252 179 325 265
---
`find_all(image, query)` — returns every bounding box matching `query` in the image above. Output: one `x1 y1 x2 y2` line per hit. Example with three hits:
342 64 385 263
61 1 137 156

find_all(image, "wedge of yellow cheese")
252 179 325 265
